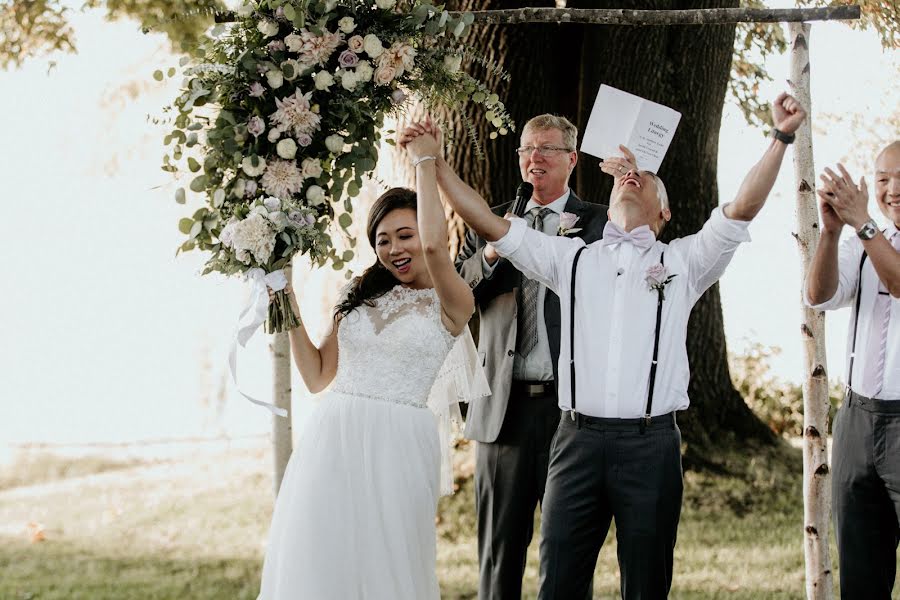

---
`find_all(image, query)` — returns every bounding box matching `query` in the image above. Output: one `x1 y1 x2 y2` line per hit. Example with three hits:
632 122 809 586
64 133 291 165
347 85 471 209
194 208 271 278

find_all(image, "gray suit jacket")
455 192 607 443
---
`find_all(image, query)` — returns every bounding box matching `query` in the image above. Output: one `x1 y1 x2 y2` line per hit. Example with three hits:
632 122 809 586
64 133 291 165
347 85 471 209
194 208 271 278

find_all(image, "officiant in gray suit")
451 115 606 600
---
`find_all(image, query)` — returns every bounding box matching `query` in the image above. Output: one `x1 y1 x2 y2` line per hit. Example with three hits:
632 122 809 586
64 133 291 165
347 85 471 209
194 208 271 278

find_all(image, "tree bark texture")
788 22 834 600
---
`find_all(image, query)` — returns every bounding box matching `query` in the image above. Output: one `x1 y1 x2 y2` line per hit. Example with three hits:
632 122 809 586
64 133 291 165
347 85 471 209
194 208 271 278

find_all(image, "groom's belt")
567 411 676 431
512 380 556 398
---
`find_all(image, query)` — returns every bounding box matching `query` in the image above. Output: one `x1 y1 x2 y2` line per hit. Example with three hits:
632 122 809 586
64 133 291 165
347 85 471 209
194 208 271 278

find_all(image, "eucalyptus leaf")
342 250 354 262
346 181 360 197
175 188 186 204
188 157 201 172
153 69 164 81
338 213 353 229
190 175 208 192
178 218 193 234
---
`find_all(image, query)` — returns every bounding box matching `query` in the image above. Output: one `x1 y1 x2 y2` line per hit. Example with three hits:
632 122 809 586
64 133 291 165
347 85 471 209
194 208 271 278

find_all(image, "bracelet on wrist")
413 155 437 168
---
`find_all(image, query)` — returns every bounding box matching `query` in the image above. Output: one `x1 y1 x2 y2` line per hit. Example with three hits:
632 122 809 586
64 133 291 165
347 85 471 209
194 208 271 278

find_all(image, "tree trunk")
271 332 292 495
443 0 774 459
788 22 834 600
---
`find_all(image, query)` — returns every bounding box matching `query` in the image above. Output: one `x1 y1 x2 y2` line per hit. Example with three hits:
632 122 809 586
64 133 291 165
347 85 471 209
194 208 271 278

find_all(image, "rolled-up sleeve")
677 205 752 296
493 217 582 294
804 236 861 311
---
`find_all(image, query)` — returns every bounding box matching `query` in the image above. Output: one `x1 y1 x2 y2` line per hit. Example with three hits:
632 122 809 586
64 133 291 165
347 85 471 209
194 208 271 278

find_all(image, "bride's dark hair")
335 187 418 318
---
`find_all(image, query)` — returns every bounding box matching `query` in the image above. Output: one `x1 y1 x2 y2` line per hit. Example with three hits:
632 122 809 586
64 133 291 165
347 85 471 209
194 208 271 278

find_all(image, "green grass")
1 439 897 599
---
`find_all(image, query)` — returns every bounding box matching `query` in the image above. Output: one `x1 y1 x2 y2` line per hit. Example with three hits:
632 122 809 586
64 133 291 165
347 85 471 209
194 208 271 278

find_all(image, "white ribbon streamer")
228 268 290 417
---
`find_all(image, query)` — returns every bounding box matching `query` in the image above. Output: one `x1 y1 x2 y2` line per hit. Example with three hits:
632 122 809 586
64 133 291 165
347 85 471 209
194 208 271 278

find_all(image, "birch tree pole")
271 330 292 495
788 21 833 600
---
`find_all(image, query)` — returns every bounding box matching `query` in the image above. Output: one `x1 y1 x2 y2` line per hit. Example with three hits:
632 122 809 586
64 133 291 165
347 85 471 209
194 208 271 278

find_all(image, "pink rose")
247 115 265 137
374 64 397 85
248 82 265 97
267 40 286 53
347 35 364 53
559 212 579 230
645 264 669 286
244 180 258 197
338 50 359 68
296 133 313 146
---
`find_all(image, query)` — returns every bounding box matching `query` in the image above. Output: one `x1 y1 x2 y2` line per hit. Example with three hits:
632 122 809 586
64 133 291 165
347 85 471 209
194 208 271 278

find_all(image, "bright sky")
0 5 897 445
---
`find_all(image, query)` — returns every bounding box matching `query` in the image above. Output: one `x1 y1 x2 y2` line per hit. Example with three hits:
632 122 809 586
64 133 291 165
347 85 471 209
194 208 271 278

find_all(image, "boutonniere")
558 212 582 236
645 264 677 300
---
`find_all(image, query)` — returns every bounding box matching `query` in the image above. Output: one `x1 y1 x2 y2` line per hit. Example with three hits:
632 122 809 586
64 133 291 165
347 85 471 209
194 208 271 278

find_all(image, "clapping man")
805 140 900 599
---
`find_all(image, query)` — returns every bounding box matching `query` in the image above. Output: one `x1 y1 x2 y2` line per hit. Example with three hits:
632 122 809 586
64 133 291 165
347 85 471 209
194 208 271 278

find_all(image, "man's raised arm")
724 92 806 222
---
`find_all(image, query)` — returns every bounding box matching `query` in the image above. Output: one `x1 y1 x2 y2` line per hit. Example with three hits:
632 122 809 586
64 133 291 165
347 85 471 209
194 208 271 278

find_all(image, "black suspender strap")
846 250 869 392
642 251 666 434
569 245 588 421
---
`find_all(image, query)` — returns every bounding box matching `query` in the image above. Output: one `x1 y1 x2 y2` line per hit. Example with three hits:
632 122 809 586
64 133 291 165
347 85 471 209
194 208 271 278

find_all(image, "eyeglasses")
515 145 574 157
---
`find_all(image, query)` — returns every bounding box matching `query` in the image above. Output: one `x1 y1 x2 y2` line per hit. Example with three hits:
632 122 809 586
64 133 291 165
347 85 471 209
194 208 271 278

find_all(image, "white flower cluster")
220 197 318 265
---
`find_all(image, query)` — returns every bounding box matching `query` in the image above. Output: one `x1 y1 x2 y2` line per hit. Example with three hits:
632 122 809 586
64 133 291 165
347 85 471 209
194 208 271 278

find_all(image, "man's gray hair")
522 114 578 151
649 173 669 210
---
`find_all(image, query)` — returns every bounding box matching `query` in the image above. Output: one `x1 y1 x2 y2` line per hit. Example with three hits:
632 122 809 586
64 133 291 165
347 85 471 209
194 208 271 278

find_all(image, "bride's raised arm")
400 121 474 336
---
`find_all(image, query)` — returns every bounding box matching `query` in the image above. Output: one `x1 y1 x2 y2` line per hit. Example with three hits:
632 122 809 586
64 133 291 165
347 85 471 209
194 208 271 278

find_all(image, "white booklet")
580 84 681 174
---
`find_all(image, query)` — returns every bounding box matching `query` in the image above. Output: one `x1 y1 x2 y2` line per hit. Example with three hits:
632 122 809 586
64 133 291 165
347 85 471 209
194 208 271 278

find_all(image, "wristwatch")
856 219 878 241
772 128 795 144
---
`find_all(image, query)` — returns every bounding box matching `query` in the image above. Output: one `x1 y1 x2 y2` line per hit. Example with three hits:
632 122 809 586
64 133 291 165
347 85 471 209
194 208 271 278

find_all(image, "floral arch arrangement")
162 0 513 332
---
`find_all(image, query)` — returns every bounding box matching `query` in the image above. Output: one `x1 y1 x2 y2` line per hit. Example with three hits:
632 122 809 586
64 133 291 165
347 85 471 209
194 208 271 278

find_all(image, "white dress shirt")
492 206 752 418
483 190 570 382
806 224 900 400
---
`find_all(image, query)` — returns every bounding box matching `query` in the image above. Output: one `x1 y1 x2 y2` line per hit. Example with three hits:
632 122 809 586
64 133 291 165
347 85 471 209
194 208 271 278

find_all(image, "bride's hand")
268 266 296 304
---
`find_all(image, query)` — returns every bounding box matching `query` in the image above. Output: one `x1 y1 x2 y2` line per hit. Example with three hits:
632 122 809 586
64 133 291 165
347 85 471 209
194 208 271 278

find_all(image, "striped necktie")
517 207 553 356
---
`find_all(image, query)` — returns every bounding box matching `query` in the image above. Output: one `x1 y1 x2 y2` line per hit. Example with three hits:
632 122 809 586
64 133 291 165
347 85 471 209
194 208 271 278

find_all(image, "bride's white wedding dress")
257 285 487 600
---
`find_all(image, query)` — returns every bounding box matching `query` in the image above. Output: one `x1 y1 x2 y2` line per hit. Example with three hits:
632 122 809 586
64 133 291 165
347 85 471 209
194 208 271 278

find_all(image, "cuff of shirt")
712 204 753 243
481 252 497 278
493 217 527 258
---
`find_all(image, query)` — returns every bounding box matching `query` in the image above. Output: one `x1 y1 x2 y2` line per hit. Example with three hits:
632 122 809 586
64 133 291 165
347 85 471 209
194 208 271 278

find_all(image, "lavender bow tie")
601 222 657 249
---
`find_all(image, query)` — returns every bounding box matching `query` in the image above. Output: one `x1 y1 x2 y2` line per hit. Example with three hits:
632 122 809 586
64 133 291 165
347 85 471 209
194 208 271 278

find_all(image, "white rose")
267 128 281 143
284 33 304 53
264 197 282 212
236 3 253 18
249 204 269 217
313 70 334 91
257 19 280 38
363 34 384 58
306 185 326 205
325 134 345 154
241 156 267 177
276 138 298 159
340 69 359 91
268 211 290 231
338 17 356 34
373 64 397 85
443 54 462 74
281 59 301 81
375 0 395 9
355 60 373 82
266 69 284 89
301 158 323 179
232 179 246 198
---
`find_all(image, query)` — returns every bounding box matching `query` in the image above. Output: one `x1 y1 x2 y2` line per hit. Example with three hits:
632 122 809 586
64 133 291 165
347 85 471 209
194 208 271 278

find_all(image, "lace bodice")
331 286 456 407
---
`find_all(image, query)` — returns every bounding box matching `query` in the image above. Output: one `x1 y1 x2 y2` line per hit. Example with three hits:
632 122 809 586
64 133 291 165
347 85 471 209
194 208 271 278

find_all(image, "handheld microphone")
510 182 533 217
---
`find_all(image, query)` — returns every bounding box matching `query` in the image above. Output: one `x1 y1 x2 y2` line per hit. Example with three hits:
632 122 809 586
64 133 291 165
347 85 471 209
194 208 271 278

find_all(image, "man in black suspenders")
806 141 900 599
400 91 806 599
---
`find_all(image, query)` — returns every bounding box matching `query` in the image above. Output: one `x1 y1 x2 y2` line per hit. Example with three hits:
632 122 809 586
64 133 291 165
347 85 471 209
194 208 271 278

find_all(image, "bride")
257 126 483 599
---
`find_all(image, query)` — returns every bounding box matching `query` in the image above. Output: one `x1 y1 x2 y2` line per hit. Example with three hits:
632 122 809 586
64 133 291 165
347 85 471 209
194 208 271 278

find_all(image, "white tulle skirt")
257 391 442 600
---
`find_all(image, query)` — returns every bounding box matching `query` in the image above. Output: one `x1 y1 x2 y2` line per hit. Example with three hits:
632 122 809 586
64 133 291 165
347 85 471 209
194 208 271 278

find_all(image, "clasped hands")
818 163 871 234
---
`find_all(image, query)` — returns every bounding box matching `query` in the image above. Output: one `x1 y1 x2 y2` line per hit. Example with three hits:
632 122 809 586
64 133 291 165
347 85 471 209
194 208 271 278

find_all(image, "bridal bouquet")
163 0 513 333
